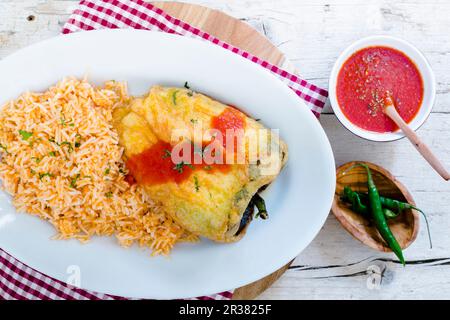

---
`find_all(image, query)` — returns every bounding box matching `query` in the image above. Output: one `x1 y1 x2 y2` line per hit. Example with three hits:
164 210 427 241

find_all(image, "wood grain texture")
232 261 293 300
153 1 289 68
384 101 450 180
333 161 419 252
1 0 450 300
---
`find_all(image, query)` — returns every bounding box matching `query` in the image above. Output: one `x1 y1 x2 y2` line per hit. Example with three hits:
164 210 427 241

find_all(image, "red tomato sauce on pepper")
211 106 246 161
211 106 246 149
336 46 423 133
126 107 245 186
126 141 191 185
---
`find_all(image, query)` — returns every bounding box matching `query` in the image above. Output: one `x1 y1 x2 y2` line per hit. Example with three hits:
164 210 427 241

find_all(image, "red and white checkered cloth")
0 0 328 300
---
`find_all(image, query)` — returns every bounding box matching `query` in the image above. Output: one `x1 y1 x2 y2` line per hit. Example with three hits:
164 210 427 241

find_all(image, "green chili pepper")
357 191 432 249
341 186 432 249
383 208 399 219
342 187 400 220
342 187 400 218
348 164 405 265
342 186 368 216
252 193 268 220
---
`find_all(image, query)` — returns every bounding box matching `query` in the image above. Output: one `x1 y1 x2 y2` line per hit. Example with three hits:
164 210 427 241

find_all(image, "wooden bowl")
332 161 419 252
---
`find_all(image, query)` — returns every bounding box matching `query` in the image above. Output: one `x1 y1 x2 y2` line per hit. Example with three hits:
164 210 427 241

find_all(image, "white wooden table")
1 0 450 299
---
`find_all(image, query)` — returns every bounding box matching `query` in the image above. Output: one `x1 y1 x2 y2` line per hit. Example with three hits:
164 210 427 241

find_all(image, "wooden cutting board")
152 1 295 300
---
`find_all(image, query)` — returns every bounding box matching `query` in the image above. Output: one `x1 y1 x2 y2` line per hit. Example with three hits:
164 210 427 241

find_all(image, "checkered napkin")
0 0 328 300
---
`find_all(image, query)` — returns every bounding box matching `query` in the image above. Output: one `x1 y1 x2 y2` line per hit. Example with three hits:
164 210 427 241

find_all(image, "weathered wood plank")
2 0 450 113
157 0 450 114
259 256 450 299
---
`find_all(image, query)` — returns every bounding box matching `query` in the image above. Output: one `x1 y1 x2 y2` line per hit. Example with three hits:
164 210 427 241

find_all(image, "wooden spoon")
383 96 450 181
332 161 419 252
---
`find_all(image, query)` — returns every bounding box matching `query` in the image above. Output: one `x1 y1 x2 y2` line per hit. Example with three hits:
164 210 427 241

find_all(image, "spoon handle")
384 104 450 181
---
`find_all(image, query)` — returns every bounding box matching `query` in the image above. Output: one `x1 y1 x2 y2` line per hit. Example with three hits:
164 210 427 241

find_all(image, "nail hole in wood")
27 15 35 22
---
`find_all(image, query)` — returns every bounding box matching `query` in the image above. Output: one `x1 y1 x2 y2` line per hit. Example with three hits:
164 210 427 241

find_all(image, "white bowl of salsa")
329 35 436 142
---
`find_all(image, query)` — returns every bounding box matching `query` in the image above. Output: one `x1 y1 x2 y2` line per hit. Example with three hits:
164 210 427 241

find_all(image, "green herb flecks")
194 176 200 192
60 141 73 153
190 119 198 124
31 157 41 163
162 149 172 159
105 191 113 198
49 138 74 153
19 130 33 141
104 168 110 175
172 90 179 105
49 151 57 157
173 162 194 174
70 174 80 188
60 114 74 127
39 172 53 180
173 162 184 173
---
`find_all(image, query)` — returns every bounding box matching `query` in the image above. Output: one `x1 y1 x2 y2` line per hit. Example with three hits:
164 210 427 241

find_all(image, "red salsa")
211 106 246 152
126 106 245 186
336 46 423 133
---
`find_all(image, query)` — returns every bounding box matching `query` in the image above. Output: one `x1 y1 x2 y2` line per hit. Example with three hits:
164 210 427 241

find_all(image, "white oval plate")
0 29 335 299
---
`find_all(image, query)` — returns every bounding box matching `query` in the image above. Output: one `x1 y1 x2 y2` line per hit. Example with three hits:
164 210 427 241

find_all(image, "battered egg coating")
113 86 287 242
